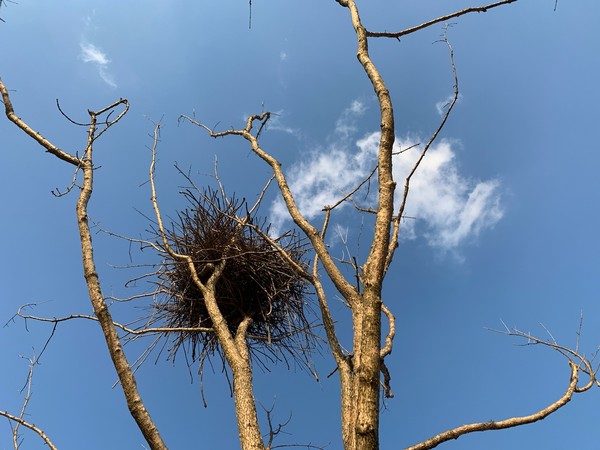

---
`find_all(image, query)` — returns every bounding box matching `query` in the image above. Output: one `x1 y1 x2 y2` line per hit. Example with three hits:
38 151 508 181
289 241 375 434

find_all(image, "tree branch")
366 1 519 39
0 79 81 166
409 324 597 449
0 410 58 450
15 306 213 335
1 80 166 450
406 361 579 450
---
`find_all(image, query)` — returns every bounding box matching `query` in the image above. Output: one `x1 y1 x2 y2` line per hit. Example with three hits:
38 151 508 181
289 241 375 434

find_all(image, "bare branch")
413 324 598 449
149 123 197 266
495 327 596 392
380 361 394 399
406 361 579 450
387 25 459 273
13 352 45 447
0 79 80 166
90 219 163 254
380 303 395 359
263 402 327 450
0 410 58 450
366 1 519 39
15 306 213 335
575 311 583 354
56 98 91 126
51 162 83 197
2 82 167 449
91 98 129 141
3 331 58 449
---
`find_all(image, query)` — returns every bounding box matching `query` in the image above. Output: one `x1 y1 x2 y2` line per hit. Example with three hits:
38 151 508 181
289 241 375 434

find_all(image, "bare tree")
0 1 595 450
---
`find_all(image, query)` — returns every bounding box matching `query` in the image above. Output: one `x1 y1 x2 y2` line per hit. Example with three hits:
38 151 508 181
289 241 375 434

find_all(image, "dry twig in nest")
151 186 316 371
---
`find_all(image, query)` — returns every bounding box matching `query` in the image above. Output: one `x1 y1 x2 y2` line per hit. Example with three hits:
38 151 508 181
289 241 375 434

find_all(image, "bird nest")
152 187 315 370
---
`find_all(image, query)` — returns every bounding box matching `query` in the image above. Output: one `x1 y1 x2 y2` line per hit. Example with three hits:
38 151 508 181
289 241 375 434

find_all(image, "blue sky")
1 1 599 449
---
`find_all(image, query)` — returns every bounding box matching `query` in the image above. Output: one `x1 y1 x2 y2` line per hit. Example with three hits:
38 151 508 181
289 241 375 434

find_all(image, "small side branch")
380 303 395 359
386 25 459 272
15 306 213 335
5 326 56 450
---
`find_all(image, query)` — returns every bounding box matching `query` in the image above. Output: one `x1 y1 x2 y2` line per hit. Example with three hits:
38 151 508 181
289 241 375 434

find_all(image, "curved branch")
344 0 396 285
0 410 58 450
380 303 395 359
406 362 579 450
496 326 596 392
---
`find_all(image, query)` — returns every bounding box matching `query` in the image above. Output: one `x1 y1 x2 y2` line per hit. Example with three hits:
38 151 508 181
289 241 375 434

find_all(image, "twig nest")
155 187 315 368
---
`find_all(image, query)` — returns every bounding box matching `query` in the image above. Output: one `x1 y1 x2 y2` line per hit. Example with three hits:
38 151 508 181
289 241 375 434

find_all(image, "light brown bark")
335 2 395 448
1 80 167 450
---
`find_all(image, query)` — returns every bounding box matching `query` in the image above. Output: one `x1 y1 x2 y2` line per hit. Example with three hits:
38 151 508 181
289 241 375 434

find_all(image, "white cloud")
381 136 504 250
80 42 109 65
280 51 288 61
269 104 503 252
79 12 117 89
80 41 117 87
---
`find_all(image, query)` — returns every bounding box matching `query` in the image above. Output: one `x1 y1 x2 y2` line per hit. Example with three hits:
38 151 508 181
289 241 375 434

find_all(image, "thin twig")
16 307 213 335
386 24 459 273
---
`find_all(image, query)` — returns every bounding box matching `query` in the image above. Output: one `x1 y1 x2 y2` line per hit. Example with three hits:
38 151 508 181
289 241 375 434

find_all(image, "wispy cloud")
80 41 117 87
266 110 301 137
335 100 366 137
269 103 503 252
435 93 462 116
